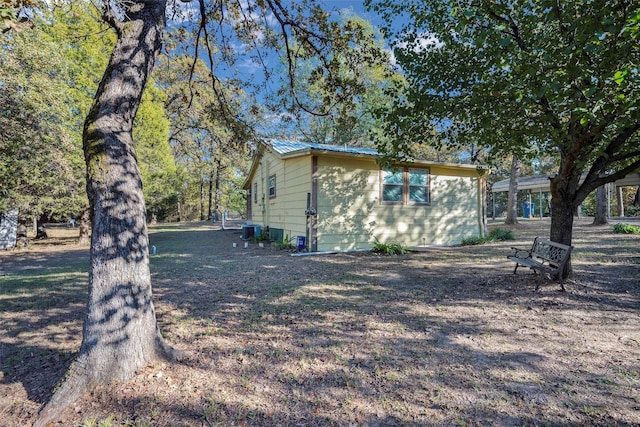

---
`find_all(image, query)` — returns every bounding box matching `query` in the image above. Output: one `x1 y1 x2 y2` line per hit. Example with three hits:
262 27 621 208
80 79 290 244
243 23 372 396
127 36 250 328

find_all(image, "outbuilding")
242 140 487 252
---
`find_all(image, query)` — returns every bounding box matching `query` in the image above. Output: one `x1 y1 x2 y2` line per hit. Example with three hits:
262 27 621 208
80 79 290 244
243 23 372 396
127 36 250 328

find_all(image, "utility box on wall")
296 236 306 251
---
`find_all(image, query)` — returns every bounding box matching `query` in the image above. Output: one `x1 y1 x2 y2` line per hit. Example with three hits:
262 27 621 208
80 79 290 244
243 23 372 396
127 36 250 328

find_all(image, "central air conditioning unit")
242 225 255 240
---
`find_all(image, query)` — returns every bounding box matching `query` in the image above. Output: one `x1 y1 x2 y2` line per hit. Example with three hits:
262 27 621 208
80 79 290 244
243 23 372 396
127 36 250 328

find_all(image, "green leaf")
614 69 628 85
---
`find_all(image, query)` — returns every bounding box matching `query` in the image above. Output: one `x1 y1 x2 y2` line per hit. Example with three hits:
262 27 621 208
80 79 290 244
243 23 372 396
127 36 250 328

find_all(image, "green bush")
487 228 515 241
625 205 640 217
461 228 515 246
274 234 296 250
460 236 486 246
250 229 270 243
371 239 409 255
613 223 640 234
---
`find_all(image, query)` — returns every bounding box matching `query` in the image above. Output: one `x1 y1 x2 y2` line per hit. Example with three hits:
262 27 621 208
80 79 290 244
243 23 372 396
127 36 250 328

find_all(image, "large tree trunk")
592 185 608 225
505 155 520 225
616 186 624 217
35 2 179 425
549 170 582 280
200 178 205 220
35 216 48 240
208 170 214 220
214 158 223 221
15 212 28 248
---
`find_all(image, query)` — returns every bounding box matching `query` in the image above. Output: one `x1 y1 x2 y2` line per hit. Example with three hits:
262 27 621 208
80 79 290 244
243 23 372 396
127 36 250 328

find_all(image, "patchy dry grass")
1 218 639 426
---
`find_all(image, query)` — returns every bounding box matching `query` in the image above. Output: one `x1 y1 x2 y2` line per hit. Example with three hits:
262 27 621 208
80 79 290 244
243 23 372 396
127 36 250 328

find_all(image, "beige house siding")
244 141 485 251
315 156 482 251
315 156 379 251
248 150 311 241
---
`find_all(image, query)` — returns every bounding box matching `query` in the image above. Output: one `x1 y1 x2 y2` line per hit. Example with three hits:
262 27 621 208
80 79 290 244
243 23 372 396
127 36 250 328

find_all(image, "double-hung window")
268 174 276 198
381 167 430 205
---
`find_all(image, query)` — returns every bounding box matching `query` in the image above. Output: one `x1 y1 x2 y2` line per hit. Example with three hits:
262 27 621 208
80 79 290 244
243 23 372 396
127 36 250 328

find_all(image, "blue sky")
320 1 381 23
166 0 403 135
320 0 395 41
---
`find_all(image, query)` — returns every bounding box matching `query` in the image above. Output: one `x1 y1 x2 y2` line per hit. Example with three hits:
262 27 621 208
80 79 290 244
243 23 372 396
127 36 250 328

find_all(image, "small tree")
367 0 640 277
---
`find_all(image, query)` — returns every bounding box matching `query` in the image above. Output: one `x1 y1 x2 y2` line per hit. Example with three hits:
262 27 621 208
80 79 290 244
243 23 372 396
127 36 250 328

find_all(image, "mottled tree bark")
505 155 520 225
200 178 206 220
15 212 28 248
549 176 577 280
35 2 179 425
214 158 223 221
617 186 625 217
208 170 214 220
592 185 608 225
78 204 90 245
35 217 48 239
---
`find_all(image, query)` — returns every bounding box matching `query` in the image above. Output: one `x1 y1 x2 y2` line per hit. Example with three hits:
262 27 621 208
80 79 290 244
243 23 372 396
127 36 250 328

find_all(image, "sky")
165 0 406 135
320 0 383 25
320 0 400 43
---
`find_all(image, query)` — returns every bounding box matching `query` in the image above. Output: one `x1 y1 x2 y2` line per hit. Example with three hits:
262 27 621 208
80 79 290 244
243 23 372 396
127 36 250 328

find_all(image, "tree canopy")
367 0 640 256
0 13 81 220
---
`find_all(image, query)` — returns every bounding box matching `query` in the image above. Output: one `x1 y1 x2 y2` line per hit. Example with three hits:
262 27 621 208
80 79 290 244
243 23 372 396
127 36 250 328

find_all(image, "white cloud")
393 31 443 54
166 0 199 24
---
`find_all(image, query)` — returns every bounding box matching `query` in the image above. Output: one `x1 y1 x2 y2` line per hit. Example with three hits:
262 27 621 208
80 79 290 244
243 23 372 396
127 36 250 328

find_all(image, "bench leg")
534 270 544 291
513 263 519 275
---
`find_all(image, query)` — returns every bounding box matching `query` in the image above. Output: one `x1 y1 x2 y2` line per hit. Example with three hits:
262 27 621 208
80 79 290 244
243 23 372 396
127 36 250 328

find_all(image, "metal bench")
507 237 573 291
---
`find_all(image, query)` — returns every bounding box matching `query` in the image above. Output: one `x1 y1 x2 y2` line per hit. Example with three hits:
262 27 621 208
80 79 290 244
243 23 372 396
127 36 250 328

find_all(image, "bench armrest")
510 247 531 258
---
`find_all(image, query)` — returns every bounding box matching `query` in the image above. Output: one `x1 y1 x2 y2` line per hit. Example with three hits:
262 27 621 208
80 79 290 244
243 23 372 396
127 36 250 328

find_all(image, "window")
268 175 276 198
381 167 430 204
253 182 258 203
381 169 404 203
408 168 429 203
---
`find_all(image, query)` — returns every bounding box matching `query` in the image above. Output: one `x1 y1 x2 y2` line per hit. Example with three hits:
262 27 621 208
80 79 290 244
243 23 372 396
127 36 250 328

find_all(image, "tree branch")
578 123 640 198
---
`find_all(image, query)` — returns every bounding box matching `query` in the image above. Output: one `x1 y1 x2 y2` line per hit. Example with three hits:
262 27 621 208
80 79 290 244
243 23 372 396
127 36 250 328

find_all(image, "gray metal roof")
268 139 380 157
492 175 553 192
261 139 486 173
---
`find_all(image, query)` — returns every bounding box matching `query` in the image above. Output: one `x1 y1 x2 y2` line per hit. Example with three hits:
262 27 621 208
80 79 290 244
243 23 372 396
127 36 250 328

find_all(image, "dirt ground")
1 217 639 426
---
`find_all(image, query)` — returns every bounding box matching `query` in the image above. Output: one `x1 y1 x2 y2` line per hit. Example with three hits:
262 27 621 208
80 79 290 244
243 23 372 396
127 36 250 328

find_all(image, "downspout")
478 177 484 237
264 160 270 228
305 192 316 252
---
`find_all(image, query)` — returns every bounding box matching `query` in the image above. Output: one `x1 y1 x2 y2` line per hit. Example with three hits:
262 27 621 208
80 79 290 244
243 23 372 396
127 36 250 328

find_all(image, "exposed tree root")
33 333 182 427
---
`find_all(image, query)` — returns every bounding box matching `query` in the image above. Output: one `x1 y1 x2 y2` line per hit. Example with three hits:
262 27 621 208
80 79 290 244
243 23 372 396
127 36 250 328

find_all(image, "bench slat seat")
507 237 573 291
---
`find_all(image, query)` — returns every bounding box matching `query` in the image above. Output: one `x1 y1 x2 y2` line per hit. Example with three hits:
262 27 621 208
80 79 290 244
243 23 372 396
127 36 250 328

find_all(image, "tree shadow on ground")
1 221 639 426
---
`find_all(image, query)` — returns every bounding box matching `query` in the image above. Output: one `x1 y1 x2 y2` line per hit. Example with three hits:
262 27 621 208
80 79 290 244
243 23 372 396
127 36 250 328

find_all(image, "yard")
1 218 639 426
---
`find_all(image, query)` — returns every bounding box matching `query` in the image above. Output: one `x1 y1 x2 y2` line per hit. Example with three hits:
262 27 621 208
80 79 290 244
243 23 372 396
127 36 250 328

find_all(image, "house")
242 140 487 252
491 172 640 219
